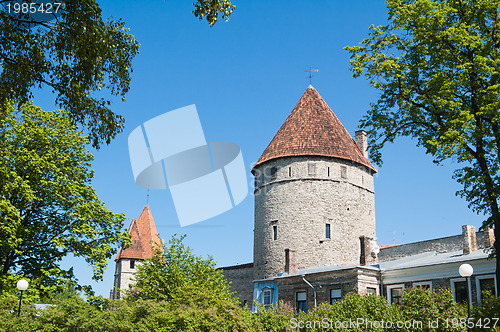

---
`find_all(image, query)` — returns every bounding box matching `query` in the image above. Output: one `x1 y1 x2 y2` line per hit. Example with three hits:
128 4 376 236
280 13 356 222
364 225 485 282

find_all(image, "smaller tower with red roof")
112 205 161 299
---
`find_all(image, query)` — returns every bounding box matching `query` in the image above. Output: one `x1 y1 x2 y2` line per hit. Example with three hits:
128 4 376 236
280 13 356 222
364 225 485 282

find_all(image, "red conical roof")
252 86 376 172
115 205 161 261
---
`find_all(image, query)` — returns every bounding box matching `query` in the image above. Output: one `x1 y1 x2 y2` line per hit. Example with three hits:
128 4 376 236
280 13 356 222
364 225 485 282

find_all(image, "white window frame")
262 288 273 309
450 277 472 303
412 281 432 291
387 284 404 305
475 274 497 306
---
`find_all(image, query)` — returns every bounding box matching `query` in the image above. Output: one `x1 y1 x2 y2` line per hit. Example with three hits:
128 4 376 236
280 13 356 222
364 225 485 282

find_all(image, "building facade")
221 86 497 310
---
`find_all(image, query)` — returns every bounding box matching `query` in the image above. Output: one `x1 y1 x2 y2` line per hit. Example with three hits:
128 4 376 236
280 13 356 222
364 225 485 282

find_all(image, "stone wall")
275 268 380 310
220 263 254 306
253 156 376 280
379 232 486 262
113 258 142 299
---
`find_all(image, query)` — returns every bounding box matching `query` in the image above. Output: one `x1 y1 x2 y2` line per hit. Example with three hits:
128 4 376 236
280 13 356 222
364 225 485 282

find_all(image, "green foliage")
254 300 298 331
0 1 139 148
1 287 496 331
193 0 235 26
400 287 467 331
0 0 235 148
127 234 236 307
345 0 500 282
473 291 500 331
0 103 129 298
0 296 254 332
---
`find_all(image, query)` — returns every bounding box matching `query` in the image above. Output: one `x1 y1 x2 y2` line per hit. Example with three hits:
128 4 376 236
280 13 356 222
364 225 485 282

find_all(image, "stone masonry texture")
253 156 376 280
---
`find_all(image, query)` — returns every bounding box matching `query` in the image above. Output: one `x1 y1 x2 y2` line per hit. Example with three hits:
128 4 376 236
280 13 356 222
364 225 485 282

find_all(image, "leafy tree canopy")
193 0 235 26
127 234 238 309
345 0 500 291
0 103 129 297
0 0 235 148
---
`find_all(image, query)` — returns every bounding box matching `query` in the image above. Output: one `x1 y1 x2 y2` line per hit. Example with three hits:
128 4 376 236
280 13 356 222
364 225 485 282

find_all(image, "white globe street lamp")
16 279 29 317
459 264 473 278
459 264 473 332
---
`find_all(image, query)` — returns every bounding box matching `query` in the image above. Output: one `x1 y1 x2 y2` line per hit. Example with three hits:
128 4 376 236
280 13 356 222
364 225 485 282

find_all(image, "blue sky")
34 1 485 297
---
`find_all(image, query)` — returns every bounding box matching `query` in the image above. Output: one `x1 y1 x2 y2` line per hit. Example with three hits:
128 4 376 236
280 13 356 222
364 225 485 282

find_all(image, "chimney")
360 236 378 265
284 248 297 274
483 227 495 248
355 130 368 158
462 225 477 254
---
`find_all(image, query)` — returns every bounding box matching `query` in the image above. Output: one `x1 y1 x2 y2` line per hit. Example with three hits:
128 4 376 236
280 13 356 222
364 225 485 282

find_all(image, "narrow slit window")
326 223 331 239
308 163 316 176
327 167 330 177
273 225 277 240
289 167 292 177
270 167 277 180
340 166 347 179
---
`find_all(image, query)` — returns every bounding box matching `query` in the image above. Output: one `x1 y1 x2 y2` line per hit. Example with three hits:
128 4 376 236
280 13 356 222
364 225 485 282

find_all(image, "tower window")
327 167 330 177
308 163 316 176
289 167 292 177
326 224 331 239
270 167 277 180
130 260 135 269
273 225 277 240
340 166 347 179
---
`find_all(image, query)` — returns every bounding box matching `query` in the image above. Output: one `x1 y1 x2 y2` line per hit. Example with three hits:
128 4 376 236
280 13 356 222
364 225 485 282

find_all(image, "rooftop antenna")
305 67 319 85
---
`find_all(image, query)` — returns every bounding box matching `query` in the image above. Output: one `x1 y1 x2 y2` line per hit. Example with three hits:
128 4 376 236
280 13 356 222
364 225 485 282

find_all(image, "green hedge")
1 288 499 331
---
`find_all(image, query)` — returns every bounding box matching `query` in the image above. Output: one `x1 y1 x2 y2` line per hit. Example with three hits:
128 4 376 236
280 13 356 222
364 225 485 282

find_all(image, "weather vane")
305 67 319 84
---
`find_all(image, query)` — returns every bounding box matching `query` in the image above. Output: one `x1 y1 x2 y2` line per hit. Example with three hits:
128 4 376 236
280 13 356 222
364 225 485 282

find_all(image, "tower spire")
305 67 319 85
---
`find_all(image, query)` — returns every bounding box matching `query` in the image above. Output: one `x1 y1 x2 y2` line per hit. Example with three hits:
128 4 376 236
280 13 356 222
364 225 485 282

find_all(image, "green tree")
0 103 129 297
0 0 234 148
346 0 500 294
127 234 238 307
193 0 235 26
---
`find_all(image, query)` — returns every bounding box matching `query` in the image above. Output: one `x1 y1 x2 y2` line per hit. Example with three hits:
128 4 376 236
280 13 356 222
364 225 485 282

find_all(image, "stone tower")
252 86 377 280
113 205 161 299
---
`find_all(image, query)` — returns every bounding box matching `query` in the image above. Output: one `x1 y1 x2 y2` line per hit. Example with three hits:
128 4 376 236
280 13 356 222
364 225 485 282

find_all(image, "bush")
2 286 498 331
473 291 500 332
399 287 467 331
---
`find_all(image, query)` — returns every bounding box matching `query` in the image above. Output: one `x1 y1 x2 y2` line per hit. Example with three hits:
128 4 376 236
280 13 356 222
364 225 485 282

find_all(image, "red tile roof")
252 86 376 172
115 205 161 261
379 244 399 249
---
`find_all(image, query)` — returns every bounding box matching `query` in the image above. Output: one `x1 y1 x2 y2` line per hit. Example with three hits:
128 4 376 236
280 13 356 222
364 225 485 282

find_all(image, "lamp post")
459 264 473 332
16 279 28 317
